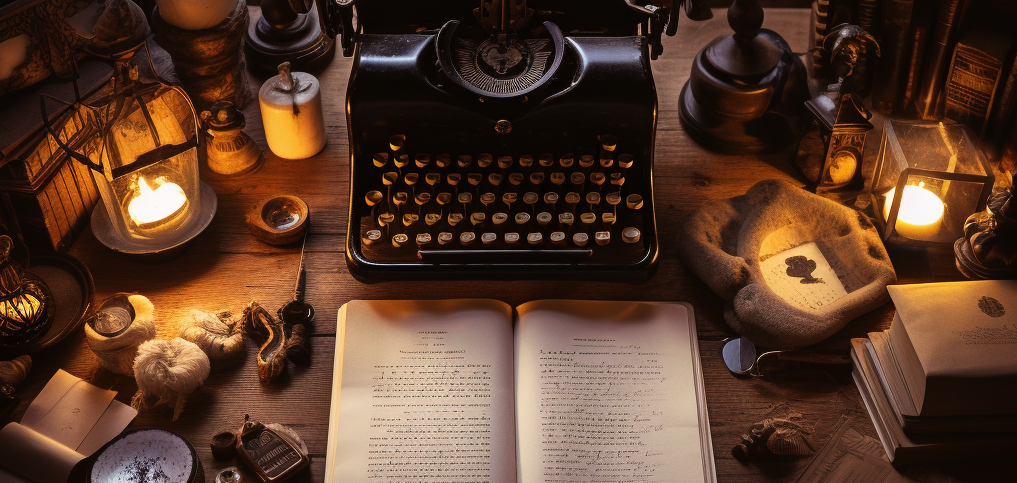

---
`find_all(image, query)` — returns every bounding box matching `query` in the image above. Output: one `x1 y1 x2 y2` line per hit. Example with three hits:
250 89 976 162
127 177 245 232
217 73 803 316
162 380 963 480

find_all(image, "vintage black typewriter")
319 0 709 281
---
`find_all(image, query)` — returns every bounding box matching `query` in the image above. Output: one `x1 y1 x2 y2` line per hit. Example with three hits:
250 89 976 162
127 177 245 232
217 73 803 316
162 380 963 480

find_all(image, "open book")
324 299 715 482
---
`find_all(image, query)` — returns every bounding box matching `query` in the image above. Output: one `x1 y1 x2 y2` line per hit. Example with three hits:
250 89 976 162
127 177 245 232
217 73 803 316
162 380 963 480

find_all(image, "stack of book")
850 280 1017 464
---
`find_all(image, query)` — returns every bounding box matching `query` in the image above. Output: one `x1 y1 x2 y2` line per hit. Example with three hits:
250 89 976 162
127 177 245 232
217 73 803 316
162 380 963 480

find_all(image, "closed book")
914 0 970 120
898 0 939 117
886 280 1017 417
871 0 916 114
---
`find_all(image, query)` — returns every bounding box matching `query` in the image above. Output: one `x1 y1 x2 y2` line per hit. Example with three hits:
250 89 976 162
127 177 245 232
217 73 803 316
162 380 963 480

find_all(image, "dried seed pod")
180 309 245 369
243 301 287 383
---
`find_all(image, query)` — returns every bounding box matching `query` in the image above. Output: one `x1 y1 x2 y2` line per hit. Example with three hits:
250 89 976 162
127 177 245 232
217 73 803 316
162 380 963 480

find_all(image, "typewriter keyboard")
349 134 656 280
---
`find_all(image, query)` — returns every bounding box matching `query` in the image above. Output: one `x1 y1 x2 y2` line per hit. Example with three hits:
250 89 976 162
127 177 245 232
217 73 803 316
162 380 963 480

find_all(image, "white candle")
883 183 945 239
128 177 188 228
259 70 327 160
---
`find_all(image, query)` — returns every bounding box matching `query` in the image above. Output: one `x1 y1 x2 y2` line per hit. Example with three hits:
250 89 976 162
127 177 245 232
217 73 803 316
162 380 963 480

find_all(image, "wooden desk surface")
5 7 1007 483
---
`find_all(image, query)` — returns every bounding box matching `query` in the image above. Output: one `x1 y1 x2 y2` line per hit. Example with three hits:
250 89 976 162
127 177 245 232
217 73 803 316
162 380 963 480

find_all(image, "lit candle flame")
127 177 187 228
883 182 945 239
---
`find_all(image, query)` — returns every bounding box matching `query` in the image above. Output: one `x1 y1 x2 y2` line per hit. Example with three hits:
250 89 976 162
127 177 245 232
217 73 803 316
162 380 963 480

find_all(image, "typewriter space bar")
419 249 593 264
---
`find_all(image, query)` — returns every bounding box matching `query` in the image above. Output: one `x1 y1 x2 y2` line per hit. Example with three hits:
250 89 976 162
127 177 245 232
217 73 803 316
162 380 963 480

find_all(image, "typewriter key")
393 191 408 207
402 214 418 226
509 173 524 185
492 212 509 225
392 233 409 247
416 233 432 247
586 192 601 206
498 156 513 169
530 172 545 185
622 227 641 243
460 232 476 245
373 152 389 167
425 213 442 225
404 173 418 186
389 134 405 151
467 173 483 186
626 194 643 210
606 192 621 205
457 155 472 168
437 192 452 205
571 172 585 185
590 172 606 185
559 154 574 168
394 154 409 168
487 173 502 186
477 154 493 168
502 192 518 205
438 232 453 245
458 192 472 204
470 212 486 225
378 212 395 226
365 191 384 206
573 232 589 247
580 212 597 224
544 192 558 205
436 153 451 168
602 212 616 224
600 157 614 168
363 230 382 245
579 155 595 168
382 172 398 185
539 154 554 167
565 192 581 205
480 192 496 205
519 155 533 167
600 134 618 152
446 173 461 186
425 173 441 186
482 232 497 244
595 231 611 245
527 232 543 245
536 212 552 225
515 212 531 224
559 212 574 225
550 231 566 245
415 192 431 205
505 232 520 244
610 173 624 186
415 154 430 168
448 213 463 226
523 192 539 205
618 154 634 169
550 172 565 185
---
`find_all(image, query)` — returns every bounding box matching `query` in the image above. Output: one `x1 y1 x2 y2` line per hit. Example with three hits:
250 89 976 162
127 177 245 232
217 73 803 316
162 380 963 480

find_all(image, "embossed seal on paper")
979 296 1005 317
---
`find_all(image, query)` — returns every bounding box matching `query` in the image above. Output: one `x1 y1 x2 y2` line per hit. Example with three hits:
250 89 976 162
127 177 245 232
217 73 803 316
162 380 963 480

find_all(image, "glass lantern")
91 56 201 241
870 120 994 246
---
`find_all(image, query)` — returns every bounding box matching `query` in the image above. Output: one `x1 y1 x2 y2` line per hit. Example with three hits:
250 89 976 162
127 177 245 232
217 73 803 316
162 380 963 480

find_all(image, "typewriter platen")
320 0 707 282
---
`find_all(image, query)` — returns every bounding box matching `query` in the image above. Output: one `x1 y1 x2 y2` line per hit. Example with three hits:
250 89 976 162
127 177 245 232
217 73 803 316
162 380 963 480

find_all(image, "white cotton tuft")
131 337 210 420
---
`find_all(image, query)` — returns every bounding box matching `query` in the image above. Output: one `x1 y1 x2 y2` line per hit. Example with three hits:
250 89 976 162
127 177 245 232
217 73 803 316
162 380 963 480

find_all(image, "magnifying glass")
721 336 852 376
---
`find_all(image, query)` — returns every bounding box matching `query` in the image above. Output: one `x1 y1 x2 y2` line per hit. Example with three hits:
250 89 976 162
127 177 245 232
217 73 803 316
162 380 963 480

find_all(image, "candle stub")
259 68 327 160
883 184 945 240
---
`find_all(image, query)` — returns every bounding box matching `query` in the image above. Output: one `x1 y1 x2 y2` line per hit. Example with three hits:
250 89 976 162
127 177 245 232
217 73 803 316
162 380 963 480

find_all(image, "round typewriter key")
415 192 431 205
482 232 497 244
382 172 398 185
458 192 472 204
460 232 476 245
448 213 463 226
618 153 634 168
544 192 558 205
505 232 520 244
394 153 410 168
539 154 554 167
437 192 452 205
470 212 486 225
467 173 483 186
523 192 539 205
550 172 565 185
402 214 419 226
573 232 589 247
610 173 625 186
389 134 406 151
579 154 595 168
378 212 395 226
477 154 493 168
373 152 389 167
365 190 384 206
606 192 621 205
363 229 382 245
580 212 597 224
565 192 581 204
480 192 496 205
536 212 552 225
393 191 408 207
425 213 442 225
492 212 509 225
416 233 432 246
600 134 618 152
586 192 601 205
595 231 611 245
519 155 533 167
622 227 641 243
527 232 543 245
509 173 524 185
392 233 409 247
458 154 472 168
436 153 451 168
487 173 502 186
550 231 566 245
570 172 585 185
415 154 430 168
515 212 531 224
602 212 616 224
404 172 418 186
530 172 545 185
446 173 461 186
589 172 605 185
498 156 513 169
502 192 518 205
559 212 574 225
438 232 454 245
626 194 644 210
559 154 574 168
425 172 441 186
600 157 614 168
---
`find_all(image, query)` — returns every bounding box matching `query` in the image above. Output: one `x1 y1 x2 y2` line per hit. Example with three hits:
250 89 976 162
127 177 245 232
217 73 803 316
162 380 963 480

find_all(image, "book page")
514 300 713 483
327 299 517 483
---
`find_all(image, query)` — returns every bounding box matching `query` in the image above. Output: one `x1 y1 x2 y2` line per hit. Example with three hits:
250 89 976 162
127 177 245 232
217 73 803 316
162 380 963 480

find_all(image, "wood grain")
2 7 1004 483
